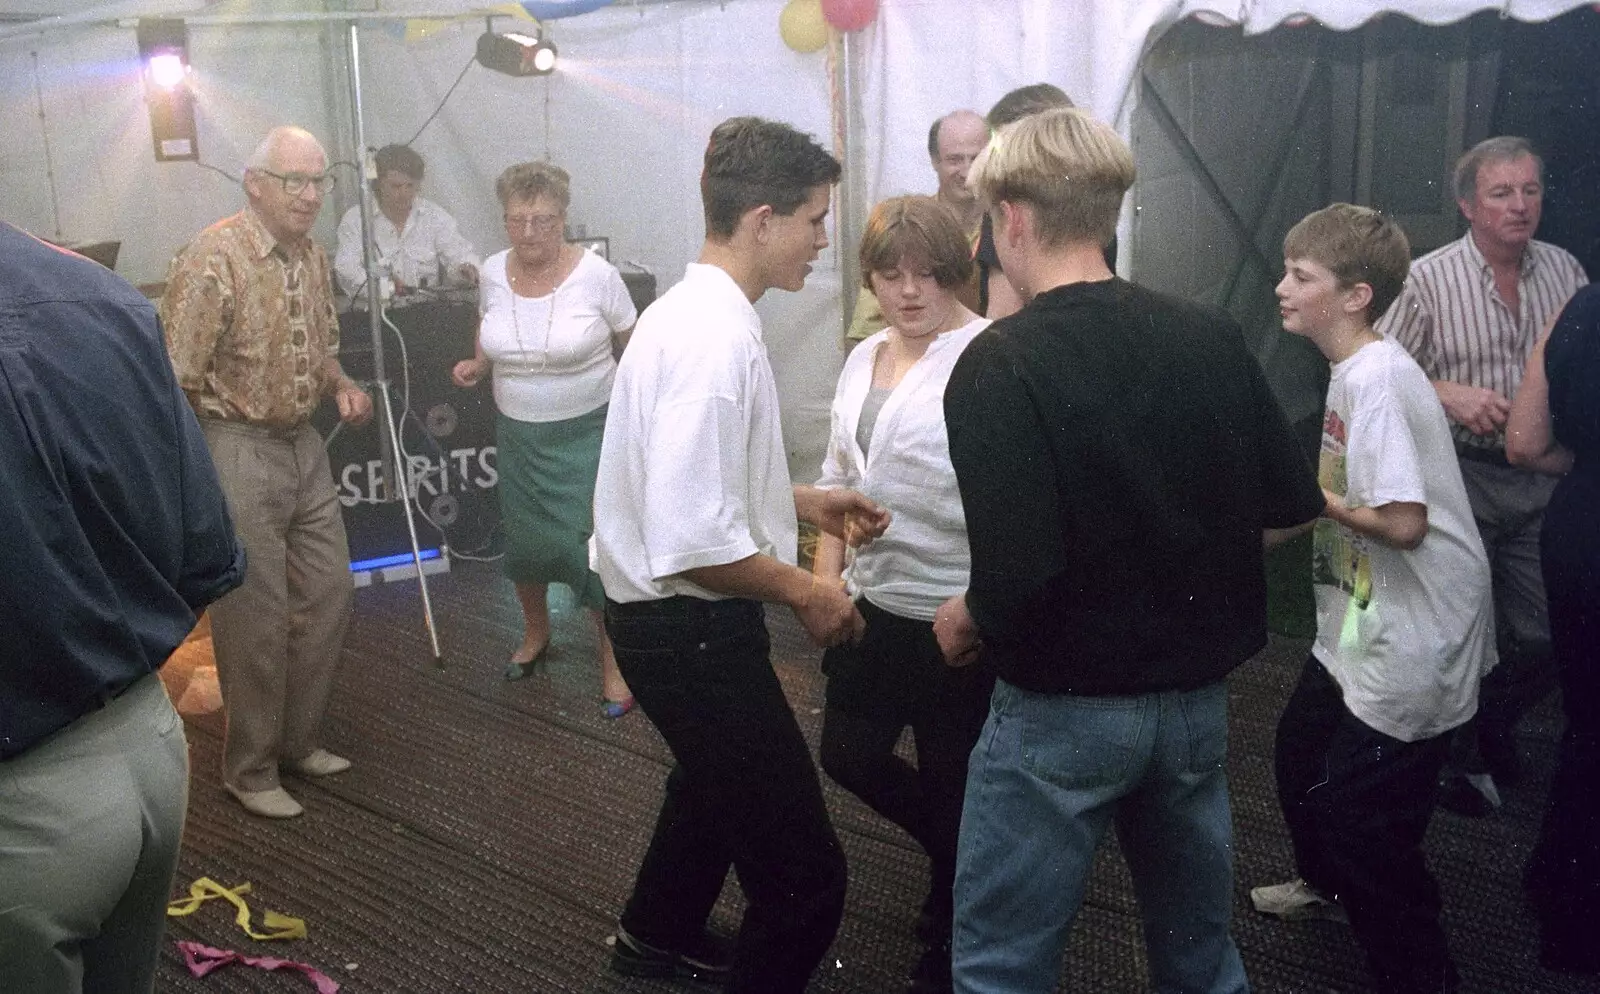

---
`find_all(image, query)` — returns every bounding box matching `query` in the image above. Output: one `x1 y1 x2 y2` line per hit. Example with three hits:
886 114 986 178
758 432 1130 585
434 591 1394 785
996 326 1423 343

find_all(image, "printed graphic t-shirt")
1312 338 1495 742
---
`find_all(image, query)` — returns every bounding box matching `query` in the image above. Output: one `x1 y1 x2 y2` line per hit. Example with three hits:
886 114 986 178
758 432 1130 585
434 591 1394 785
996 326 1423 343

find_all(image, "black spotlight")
476 30 558 77
135 18 199 161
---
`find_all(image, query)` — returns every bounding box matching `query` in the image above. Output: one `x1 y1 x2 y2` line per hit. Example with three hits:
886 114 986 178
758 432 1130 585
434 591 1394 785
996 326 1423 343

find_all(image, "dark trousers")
1525 478 1600 969
818 599 994 933
1275 657 1458 994
606 596 847 994
1449 458 1560 779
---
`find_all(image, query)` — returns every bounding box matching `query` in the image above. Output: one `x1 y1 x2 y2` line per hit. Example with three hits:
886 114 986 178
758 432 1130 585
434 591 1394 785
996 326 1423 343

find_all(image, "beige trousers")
0 674 188 994
200 419 353 792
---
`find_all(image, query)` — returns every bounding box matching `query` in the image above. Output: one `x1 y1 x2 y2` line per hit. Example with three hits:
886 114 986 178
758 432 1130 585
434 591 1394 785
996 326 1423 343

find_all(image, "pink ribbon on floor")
176 940 341 993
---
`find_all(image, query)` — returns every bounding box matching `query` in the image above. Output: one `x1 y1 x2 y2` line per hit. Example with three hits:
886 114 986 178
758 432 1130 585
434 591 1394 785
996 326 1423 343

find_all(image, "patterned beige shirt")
1378 232 1587 451
160 207 341 427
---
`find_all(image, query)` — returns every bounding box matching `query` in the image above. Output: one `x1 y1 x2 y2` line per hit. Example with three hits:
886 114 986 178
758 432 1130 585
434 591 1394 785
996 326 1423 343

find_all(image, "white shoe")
1250 879 1348 923
287 749 351 777
225 784 304 819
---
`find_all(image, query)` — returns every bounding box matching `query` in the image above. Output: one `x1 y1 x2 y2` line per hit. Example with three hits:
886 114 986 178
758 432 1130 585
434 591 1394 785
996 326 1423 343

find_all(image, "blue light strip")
350 548 441 572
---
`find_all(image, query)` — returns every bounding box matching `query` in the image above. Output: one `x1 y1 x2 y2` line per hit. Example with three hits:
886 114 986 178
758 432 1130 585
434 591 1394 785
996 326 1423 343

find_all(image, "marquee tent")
1 0 1591 478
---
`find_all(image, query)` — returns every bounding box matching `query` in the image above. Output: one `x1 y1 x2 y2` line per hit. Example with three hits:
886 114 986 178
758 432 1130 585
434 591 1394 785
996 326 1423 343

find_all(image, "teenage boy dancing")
934 108 1323 994
591 117 889 994
1253 203 1495 994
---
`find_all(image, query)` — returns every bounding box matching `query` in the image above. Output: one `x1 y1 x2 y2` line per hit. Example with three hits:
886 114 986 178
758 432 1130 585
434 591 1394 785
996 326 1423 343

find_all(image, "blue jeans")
952 679 1248 994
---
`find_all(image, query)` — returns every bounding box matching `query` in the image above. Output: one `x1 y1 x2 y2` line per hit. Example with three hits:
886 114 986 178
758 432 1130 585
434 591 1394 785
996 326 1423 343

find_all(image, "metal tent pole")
343 21 444 665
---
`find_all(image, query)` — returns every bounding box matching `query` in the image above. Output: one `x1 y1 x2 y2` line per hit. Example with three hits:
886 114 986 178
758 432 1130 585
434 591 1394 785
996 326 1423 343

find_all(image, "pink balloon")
821 0 878 33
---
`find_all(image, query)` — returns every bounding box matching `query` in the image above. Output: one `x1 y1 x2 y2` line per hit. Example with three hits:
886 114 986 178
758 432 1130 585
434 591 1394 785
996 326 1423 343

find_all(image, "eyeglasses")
259 170 336 196
504 213 563 234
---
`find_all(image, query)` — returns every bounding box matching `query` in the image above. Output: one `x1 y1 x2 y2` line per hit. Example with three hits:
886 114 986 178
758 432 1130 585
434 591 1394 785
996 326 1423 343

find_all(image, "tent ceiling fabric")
1196 0 1592 34
1 0 1592 478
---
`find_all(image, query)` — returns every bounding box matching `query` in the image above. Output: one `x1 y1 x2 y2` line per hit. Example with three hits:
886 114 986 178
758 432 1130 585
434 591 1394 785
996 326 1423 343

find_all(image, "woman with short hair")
453 161 635 716
812 195 993 994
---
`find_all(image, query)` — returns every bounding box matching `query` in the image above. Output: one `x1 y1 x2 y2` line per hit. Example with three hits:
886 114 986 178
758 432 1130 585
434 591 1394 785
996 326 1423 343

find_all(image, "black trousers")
606 596 847 994
818 598 994 933
1275 656 1458 994
1525 477 1600 970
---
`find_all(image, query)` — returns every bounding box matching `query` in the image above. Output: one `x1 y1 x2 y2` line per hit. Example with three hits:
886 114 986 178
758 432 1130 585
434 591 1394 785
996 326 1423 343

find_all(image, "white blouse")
815 316 989 621
478 248 636 423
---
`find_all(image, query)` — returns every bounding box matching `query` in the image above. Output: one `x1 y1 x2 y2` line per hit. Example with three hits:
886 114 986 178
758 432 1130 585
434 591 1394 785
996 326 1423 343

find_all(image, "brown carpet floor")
153 561 1587 993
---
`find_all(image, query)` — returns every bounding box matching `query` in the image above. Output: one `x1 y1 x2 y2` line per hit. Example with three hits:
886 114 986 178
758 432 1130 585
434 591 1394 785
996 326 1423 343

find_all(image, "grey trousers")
1456 457 1560 760
201 419 353 792
0 674 188 994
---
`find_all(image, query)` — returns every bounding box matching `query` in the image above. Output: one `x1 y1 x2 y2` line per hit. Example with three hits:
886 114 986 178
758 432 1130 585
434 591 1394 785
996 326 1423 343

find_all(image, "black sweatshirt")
944 277 1322 696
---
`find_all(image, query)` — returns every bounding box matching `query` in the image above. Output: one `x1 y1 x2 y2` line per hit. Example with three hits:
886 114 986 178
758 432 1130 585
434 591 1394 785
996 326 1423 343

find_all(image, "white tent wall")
0 4 348 282
2 0 1592 481
361 0 842 482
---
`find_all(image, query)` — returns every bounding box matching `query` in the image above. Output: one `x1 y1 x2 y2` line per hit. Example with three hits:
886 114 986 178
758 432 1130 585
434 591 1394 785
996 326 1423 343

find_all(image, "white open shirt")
816 317 987 622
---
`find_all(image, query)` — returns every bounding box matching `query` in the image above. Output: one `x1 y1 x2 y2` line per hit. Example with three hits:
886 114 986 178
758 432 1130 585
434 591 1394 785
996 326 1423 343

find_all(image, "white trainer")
288 749 352 777
1250 879 1349 923
225 784 304 819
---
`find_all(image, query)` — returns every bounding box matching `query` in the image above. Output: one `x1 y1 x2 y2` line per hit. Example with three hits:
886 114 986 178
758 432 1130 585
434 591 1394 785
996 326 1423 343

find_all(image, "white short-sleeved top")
1312 338 1496 742
479 248 637 423
592 264 797 603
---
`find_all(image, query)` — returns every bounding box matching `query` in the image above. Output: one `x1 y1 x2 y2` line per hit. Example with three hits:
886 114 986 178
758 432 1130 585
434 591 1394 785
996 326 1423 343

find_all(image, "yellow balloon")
780 0 829 54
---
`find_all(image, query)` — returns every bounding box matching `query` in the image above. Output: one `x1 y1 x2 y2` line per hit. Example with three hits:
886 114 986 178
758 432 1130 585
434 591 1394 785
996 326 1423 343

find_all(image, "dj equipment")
314 294 495 564
316 268 657 566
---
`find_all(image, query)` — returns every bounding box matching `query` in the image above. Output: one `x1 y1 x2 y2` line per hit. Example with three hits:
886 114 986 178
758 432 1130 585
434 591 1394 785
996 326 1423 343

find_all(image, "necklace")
508 251 559 374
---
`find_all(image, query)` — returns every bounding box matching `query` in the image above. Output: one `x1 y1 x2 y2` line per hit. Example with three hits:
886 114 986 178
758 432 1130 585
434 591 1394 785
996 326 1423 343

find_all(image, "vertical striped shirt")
1378 232 1587 451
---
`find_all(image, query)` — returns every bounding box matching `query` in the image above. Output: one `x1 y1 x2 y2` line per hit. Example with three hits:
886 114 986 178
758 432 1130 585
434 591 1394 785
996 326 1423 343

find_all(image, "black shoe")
1479 730 1523 787
610 925 733 984
906 939 953 994
915 888 952 945
1542 935 1600 975
1436 776 1494 818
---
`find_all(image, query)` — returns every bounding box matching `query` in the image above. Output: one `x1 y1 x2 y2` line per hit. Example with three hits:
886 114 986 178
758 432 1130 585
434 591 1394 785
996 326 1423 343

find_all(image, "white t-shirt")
334 197 480 298
592 264 797 604
478 248 637 423
815 318 988 621
1312 338 1496 742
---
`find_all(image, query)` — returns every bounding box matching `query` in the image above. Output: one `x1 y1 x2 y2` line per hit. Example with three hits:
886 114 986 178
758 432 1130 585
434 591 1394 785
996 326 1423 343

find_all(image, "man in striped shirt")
1378 135 1588 816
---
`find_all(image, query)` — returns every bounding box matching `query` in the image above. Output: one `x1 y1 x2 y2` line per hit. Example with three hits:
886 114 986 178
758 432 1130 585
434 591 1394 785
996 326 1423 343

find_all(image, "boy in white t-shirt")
1252 204 1494 994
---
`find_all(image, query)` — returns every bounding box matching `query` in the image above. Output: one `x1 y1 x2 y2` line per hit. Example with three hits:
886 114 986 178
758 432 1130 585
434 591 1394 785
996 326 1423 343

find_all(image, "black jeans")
606 596 847 994
818 598 994 933
1275 656 1458 994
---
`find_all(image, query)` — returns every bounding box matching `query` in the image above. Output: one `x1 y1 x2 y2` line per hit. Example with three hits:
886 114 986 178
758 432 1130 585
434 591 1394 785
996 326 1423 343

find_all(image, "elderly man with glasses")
161 125 373 820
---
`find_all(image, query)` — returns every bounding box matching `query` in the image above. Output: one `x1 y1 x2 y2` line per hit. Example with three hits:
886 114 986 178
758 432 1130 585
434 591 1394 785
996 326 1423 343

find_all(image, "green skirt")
496 405 606 609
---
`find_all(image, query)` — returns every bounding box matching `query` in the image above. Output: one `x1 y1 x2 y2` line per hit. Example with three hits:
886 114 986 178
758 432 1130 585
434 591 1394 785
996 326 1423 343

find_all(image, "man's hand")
335 379 373 426
794 485 891 548
1435 381 1511 437
452 357 489 388
794 576 866 648
933 593 981 667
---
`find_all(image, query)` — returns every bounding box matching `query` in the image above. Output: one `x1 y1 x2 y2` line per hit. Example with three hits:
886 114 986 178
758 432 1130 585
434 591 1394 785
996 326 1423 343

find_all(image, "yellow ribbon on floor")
166 878 307 941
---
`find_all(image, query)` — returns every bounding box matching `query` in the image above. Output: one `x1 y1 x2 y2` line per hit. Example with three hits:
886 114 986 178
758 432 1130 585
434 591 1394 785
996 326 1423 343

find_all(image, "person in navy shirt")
0 221 244 994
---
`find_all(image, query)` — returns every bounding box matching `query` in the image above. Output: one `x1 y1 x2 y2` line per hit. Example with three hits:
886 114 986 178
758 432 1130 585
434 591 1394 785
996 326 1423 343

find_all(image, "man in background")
974 82 1085 319
1378 135 1589 815
335 142 480 302
847 108 988 340
0 221 244 993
